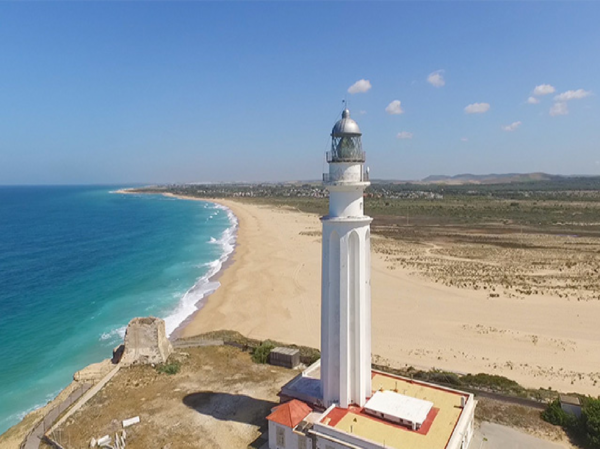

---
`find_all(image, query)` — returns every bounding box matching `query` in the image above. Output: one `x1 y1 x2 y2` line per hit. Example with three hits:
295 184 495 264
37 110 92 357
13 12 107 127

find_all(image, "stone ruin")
119 317 173 366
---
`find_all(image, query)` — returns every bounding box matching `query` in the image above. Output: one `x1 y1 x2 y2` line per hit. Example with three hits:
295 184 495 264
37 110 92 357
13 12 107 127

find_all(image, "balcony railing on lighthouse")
326 150 366 163
323 171 370 183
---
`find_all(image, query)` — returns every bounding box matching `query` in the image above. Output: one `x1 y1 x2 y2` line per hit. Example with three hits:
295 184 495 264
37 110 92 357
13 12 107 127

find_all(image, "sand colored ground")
178 198 600 396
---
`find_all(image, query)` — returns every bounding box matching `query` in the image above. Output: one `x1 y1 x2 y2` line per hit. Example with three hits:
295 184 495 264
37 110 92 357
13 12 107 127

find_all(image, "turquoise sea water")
0 186 236 434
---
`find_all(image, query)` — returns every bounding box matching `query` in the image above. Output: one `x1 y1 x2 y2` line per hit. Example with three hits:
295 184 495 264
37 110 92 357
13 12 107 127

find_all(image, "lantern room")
327 109 365 163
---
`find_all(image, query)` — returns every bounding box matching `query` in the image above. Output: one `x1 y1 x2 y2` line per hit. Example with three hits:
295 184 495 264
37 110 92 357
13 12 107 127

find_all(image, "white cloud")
554 89 591 102
359 110 367 115
347 79 372 94
527 96 540 104
427 70 445 87
461 137 469 142
397 131 413 139
385 100 404 115
550 102 568 116
533 84 556 96
464 102 490 114
502 121 522 132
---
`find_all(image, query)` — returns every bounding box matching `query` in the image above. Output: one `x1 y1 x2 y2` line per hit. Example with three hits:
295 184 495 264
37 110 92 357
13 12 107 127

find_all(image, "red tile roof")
266 400 312 428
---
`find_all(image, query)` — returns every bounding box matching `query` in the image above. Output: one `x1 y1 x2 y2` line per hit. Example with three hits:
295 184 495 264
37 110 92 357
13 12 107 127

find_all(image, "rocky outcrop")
120 317 172 366
73 359 114 382
112 344 124 364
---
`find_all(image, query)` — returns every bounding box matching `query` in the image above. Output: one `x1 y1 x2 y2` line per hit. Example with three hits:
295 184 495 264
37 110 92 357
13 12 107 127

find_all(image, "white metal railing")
326 151 366 163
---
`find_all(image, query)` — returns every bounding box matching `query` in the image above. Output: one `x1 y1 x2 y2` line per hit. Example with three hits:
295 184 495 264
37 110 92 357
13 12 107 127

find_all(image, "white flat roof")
364 390 434 426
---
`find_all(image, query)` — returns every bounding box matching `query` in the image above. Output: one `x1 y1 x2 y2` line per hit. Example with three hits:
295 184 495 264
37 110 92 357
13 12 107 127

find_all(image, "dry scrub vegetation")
373 228 600 302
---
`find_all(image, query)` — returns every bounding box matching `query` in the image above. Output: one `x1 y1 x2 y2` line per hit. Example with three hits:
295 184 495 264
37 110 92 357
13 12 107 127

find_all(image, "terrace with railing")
326 150 366 163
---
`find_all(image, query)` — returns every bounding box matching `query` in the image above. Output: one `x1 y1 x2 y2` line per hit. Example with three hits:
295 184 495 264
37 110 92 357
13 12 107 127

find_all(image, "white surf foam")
99 326 127 342
163 203 238 337
96 202 238 342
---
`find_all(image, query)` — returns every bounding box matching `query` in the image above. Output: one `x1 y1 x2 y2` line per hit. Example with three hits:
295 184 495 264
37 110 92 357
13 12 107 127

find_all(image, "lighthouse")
268 108 476 449
320 109 372 408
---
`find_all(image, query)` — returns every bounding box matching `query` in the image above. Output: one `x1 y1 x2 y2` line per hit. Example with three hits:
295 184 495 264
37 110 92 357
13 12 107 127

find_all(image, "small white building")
266 400 314 449
363 390 433 430
274 370 476 449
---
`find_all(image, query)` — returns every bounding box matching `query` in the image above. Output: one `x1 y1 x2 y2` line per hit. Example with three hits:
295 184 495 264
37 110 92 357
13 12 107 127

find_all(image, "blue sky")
0 2 598 184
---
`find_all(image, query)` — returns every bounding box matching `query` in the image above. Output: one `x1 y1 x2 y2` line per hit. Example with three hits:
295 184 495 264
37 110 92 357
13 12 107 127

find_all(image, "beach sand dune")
182 199 600 395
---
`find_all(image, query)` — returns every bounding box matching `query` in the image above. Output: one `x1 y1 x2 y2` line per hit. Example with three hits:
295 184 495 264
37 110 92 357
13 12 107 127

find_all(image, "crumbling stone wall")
121 317 172 365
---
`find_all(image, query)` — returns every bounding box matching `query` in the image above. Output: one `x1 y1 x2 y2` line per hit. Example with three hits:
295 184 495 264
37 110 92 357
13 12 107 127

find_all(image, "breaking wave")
163 203 238 336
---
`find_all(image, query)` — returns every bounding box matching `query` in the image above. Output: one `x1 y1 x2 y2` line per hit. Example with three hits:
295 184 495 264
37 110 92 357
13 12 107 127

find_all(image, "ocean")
0 186 236 434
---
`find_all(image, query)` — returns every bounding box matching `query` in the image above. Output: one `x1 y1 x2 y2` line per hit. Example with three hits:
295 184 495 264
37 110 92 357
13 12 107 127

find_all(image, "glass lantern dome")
328 109 365 163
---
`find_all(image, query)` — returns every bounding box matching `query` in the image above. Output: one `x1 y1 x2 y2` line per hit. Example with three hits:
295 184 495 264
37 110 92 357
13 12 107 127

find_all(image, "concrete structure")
270 347 301 369
321 109 372 409
269 109 476 449
560 394 582 418
121 317 172 365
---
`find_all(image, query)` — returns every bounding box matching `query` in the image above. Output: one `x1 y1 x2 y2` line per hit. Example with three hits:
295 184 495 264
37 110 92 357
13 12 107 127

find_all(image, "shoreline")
114 188 241 341
163 193 240 340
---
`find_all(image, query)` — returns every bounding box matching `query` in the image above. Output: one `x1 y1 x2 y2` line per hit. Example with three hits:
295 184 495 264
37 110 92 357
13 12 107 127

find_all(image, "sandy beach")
174 196 600 396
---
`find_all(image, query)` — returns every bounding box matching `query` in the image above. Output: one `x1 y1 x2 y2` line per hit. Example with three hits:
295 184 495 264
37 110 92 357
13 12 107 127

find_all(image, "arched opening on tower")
348 230 361 404
327 229 340 404
364 228 372 399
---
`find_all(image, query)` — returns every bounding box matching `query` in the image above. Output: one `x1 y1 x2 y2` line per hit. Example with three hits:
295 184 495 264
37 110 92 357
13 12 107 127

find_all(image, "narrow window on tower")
276 426 286 447
297 435 306 449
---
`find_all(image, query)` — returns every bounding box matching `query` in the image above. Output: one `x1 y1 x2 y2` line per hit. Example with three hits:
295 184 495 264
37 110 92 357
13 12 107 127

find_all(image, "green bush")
302 348 321 366
542 397 600 448
461 373 524 395
580 397 600 448
251 340 275 364
414 370 462 386
156 362 181 375
542 399 576 428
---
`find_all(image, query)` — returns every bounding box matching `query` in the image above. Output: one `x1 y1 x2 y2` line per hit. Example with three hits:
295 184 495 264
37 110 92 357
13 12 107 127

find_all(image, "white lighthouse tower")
321 109 372 408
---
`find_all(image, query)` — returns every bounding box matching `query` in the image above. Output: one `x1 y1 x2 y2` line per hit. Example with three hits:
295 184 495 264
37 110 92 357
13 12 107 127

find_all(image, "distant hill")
420 172 560 185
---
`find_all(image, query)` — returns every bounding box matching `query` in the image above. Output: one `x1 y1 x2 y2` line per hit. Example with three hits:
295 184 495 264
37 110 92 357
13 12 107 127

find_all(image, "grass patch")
156 362 181 375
